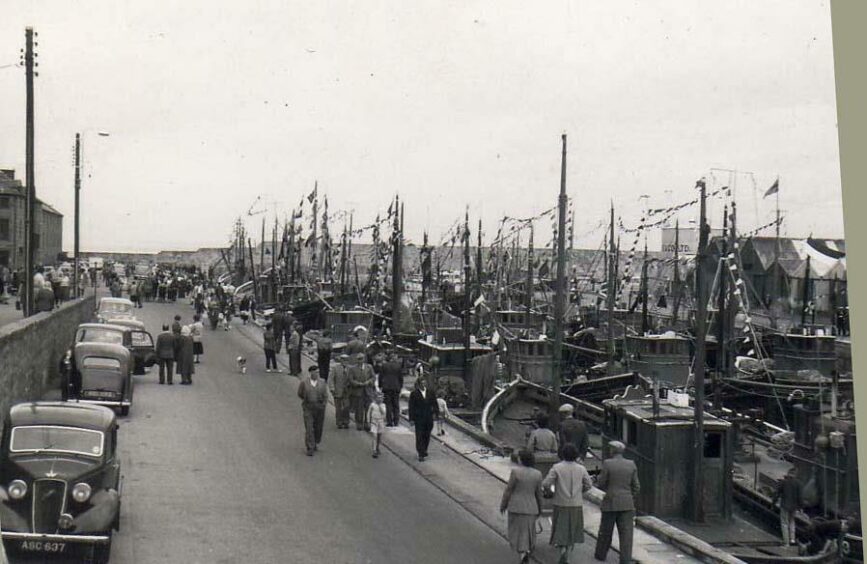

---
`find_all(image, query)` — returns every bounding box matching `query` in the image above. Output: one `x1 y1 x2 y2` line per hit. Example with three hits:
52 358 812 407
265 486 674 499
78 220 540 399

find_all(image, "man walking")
297 366 330 456
316 329 333 382
349 352 375 430
558 404 589 460
408 377 439 461
594 440 640 563
774 468 803 545
379 351 404 426
155 324 176 385
288 323 302 376
329 354 351 429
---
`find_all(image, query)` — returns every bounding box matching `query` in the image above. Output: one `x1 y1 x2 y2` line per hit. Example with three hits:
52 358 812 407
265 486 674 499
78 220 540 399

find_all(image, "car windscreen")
10 426 104 457
130 332 153 347
100 302 132 315
76 328 125 345
81 357 122 369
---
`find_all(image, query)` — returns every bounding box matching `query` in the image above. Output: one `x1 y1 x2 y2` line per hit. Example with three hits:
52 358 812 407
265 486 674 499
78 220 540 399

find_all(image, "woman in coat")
408 377 439 461
190 314 205 363
177 326 196 385
542 443 593 563
500 449 544 563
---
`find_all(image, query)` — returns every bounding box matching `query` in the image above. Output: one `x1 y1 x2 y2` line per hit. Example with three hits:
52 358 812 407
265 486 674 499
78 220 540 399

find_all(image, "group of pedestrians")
154 313 204 385
501 424 640 564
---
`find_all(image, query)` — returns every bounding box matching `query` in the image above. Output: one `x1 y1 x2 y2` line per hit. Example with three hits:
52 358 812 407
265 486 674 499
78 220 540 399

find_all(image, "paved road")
83 299 516 564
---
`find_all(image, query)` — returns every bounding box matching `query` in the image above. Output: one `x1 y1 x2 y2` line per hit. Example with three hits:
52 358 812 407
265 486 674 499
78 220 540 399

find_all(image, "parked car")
0 401 122 563
61 324 156 392
71 343 134 416
95 298 136 324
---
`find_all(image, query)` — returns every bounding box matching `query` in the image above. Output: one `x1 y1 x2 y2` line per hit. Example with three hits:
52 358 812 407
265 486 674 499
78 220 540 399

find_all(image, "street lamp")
73 130 110 298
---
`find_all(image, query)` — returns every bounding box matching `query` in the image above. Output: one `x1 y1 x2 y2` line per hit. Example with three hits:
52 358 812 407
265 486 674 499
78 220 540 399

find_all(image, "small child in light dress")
367 391 387 458
435 389 450 436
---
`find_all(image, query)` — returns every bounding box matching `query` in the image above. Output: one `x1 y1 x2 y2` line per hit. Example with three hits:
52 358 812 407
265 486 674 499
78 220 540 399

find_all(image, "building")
0 169 64 272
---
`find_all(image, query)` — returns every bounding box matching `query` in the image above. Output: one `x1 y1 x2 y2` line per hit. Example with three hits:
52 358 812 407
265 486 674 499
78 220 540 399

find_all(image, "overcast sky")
0 0 844 254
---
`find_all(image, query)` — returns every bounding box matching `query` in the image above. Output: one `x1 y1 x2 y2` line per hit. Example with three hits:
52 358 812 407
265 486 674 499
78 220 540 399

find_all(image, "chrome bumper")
75 399 130 407
1 531 110 543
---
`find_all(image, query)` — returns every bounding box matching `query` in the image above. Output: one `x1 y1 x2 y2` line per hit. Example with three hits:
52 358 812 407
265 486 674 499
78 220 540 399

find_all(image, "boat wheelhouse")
625 333 692 388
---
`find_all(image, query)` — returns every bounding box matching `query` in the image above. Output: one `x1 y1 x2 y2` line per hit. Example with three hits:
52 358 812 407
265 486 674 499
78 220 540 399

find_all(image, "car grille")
32 479 67 533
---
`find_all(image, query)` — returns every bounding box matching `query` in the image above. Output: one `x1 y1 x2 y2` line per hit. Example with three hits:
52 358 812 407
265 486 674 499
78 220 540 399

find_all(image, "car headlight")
72 482 92 503
8 480 27 500
58 513 74 529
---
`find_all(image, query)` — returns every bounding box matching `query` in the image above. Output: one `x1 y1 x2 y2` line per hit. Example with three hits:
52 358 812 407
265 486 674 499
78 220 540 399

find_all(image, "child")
264 323 280 373
435 389 450 436
367 391 387 458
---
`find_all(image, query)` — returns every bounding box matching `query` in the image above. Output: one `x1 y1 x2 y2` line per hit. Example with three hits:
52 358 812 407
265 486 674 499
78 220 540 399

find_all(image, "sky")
0 0 845 254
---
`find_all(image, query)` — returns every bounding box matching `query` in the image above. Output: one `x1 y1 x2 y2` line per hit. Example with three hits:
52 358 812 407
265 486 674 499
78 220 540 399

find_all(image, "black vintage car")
0 402 122 563
61 324 156 398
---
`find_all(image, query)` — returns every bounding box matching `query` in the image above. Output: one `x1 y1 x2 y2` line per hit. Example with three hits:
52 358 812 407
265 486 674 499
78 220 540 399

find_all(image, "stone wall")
0 295 95 417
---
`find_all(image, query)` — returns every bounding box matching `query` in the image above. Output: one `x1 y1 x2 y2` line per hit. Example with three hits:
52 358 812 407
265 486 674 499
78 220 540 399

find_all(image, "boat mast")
550 134 568 425
672 219 681 326
526 223 535 335
477 219 484 303
640 239 649 334
801 254 812 327
312 181 319 279
463 208 472 381
691 177 710 523
392 195 403 334
714 205 728 413
606 203 616 377
421 231 429 308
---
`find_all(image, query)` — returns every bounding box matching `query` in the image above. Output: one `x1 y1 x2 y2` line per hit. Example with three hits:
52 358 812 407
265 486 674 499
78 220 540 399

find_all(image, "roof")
74 341 131 359
38 201 63 216
99 297 135 306
78 323 129 332
746 237 846 279
9 402 116 431
604 398 730 428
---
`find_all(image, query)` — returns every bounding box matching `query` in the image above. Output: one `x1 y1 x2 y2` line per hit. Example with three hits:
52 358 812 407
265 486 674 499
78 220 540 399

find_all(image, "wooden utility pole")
73 133 81 299
23 27 37 316
550 134 568 426
692 177 710 523
248 238 258 302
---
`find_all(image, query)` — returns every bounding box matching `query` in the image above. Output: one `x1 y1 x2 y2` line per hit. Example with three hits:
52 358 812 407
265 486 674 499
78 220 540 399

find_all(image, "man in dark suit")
379 351 404 426
155 324 176 385
408 377 439 461
297 365 330 456
595 440 640 563
558 403 589 460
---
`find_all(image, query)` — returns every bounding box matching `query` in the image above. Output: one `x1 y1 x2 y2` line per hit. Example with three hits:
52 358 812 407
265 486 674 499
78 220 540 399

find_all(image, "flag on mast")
763 178 779 198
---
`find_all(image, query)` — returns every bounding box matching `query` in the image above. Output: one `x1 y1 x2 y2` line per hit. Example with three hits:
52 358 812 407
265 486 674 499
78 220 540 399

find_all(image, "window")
704 432 723 458
0 218 9 241
0 196 9 209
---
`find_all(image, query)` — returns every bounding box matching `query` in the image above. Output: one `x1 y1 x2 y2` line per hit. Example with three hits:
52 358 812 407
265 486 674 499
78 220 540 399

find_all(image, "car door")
129 331 156 375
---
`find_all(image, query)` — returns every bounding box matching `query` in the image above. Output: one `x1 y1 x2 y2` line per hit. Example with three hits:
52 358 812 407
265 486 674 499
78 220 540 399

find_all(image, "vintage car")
70 343 134 416
95 297 136 324
61 323 156 390
0 402 122 563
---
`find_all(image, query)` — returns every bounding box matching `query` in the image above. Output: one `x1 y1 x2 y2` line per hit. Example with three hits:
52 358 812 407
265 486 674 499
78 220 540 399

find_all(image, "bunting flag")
307 185 318 203
763 178 779 198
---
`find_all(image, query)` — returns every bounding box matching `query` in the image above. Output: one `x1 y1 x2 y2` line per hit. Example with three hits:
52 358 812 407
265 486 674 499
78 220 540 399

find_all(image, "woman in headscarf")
500 449 544 563
177 326 196 385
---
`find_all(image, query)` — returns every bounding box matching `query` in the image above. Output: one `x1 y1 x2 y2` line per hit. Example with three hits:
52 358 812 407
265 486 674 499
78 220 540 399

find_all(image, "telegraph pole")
23 27 37 316
73 133 81 298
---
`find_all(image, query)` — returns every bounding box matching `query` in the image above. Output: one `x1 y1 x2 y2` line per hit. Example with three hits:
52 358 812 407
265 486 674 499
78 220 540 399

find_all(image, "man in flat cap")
594 440 640 563
329 354 352 429
297 365 330 456
558 403 589 461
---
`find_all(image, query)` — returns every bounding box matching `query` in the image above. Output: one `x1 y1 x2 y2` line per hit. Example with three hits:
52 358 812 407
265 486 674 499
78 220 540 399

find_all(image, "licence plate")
20 540 67 553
